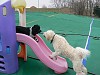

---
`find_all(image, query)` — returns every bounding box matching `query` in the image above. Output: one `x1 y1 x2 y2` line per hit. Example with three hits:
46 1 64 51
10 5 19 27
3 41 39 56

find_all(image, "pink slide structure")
16 33 68 74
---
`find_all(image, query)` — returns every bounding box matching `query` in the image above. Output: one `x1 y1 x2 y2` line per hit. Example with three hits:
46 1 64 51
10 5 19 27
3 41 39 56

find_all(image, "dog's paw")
33 36 39 42
35 38 39 42
53 57 57 60
49 55 57 60
76 72 86 75
49 55 53 59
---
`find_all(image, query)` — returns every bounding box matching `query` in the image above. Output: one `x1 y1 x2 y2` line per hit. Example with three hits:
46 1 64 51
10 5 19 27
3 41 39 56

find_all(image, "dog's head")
31 24 41 36
43 30 55 41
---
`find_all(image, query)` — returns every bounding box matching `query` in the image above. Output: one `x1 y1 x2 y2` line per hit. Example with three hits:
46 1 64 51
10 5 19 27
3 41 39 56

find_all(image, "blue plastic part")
17 42 20 51
0 43 2 51
83 37 90 66
0 34 2 51
6 46 10 54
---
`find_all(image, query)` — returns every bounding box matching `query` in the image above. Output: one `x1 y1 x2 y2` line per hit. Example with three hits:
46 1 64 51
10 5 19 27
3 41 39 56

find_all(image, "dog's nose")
39 30 42 32
43 34 45 38
43 35 45 38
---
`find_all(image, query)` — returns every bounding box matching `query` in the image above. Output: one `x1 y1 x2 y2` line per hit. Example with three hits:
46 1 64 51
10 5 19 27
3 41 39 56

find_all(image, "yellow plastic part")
11 0 26 13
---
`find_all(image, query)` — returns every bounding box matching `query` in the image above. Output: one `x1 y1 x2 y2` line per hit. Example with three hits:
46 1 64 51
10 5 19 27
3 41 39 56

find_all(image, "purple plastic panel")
0 0 18 74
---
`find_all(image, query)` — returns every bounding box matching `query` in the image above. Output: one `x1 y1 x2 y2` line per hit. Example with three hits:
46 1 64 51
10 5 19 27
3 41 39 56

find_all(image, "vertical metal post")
38 0 39 8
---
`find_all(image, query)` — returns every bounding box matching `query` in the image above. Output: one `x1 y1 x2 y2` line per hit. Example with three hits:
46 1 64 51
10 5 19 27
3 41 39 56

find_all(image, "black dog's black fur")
16 24 41 42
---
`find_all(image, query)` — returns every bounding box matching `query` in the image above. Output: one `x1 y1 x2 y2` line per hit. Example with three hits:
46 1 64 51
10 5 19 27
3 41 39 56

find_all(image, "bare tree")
68 0 86 15
95 0 100 7
68 0 95 16
51 0 97 16
88 0 94 16
51 0 68 8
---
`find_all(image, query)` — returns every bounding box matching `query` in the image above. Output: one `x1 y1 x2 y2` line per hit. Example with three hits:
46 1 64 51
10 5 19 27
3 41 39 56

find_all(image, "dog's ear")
33 25 41 30
33 25 41 33
33 24 40 28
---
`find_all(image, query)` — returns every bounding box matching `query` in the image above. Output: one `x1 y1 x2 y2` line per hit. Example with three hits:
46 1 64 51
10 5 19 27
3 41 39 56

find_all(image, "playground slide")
16 33 68 74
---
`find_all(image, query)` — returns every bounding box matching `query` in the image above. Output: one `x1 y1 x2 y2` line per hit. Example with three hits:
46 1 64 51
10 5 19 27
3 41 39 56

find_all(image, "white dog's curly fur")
43 30 91 75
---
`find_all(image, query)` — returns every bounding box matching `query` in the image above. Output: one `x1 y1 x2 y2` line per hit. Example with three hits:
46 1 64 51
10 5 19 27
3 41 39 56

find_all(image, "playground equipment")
0 1 18 74
0 0 68 74
17 33 68 74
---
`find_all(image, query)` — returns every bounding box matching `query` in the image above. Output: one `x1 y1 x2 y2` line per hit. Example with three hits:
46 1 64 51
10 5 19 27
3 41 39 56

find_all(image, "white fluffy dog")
43 30 91 75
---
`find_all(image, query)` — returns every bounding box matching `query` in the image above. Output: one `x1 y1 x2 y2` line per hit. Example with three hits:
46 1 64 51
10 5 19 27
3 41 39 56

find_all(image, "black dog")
16 24 41 42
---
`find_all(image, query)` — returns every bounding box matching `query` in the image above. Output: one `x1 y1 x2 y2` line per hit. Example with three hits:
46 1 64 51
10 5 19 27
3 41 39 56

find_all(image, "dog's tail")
76 47 91 59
